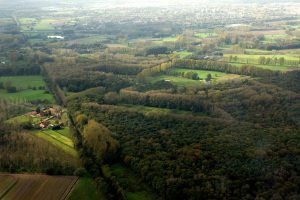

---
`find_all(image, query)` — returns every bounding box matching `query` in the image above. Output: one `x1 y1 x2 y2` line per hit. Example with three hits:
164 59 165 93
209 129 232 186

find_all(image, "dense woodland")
1 1 300 200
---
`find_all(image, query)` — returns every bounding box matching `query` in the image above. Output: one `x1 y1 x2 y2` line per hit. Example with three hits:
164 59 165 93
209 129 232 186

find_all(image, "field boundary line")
61 176 79 200
41 130 74 149
0 178 18 199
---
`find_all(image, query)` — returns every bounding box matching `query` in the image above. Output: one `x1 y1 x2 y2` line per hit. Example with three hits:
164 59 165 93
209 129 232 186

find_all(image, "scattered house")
49 107 61 118
27 105 64 131
165 80 171 82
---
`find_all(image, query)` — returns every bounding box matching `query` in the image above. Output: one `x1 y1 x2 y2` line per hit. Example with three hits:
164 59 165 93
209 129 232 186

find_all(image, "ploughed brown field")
0 174 78 200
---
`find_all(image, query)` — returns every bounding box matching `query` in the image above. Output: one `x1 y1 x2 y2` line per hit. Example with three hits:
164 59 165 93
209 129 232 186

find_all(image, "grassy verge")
68 177 107 200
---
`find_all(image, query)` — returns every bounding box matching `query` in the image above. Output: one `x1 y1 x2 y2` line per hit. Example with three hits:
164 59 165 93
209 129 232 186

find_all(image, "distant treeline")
172 59 282 78
264 42 300 51
117 89 208 113
0 64 40 76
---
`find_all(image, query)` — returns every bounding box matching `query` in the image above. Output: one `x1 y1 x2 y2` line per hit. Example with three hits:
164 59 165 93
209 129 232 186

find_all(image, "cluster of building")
28 106 64 130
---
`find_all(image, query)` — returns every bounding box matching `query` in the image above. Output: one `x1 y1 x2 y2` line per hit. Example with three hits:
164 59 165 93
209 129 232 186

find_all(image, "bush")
74 167 88 177
6 86 17 93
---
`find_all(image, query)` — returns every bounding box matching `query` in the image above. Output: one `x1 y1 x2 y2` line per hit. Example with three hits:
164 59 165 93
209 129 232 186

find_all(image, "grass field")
160 36 178 42
153 36 178 44
0 76 54 103
19 18 57 31
148 68 243 87
68 177 107 200
224 53 300 61
0 174 78 200
230 62 293 71
0 89 54 102
33 129 78 157
171 68 226 79
174 51 192 58
6 115 40 124
262 34 291 44
111 163 158 200
33 19 56 30
0 76 46 88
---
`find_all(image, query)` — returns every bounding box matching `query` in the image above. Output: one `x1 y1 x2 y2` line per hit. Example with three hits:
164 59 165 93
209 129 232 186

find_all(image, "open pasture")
0 89 54 102
148 68 245 87
0 174 78 200
174 51 192 58
0 75 46 89
19 17 64 31
0 76 54 103
68 177 107 200
224 53 300 61
230 62 294 71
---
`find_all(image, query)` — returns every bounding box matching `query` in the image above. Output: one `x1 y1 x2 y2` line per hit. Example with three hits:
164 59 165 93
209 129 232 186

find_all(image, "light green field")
161 37 178 42
19 18 37 24
264 34 290 42
34 129 78 157
175 51 192 58
6 115 40 124
230 62 292 71
0 89 54 102
224 53 300 61
0 76 54 102
80 54 99 60
153 36 178 44
68 177 107 200
34 19 56 30
149 75 202 87
171 68 226 78
0 75 46 88
56 127 73 138
19 18 57 31
244 49 272 54
148 69 244 87
19 18 37 31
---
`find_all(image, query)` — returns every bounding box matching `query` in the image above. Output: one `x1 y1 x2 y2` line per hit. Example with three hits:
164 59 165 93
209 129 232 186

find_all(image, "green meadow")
148 68 243 87
0 76 54 103
68 177 107 200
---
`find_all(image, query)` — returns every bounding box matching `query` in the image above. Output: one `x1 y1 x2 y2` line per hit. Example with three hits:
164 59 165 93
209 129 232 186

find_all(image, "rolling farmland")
0 174 78 200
